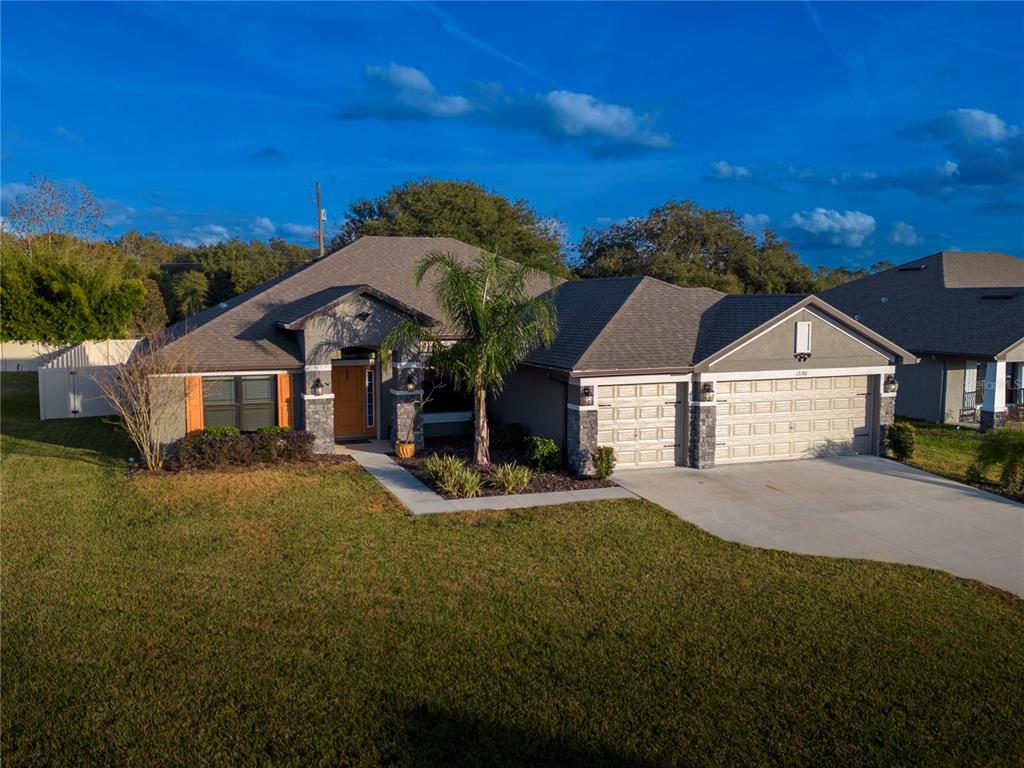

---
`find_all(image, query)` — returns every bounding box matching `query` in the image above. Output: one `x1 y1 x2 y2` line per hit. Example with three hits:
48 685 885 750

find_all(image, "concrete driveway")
613 455 1023 596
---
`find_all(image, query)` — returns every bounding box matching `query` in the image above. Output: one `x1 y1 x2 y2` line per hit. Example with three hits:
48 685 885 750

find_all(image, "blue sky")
2 1 1022 267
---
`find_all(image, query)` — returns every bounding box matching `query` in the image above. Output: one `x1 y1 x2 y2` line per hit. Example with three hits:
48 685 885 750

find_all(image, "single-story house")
822 251 1024 430
156 236 915 473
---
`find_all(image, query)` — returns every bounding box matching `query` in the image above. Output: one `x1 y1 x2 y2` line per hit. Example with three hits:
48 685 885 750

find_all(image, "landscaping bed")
394 436 614 498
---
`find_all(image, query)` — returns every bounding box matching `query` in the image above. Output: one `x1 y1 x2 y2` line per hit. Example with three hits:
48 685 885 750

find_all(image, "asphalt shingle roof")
821 251 1024 359
692 294 808 362
163 236 556 372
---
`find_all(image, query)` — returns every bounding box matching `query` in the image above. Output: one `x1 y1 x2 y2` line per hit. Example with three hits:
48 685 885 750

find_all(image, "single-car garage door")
716 375 872 464
597 382 682 468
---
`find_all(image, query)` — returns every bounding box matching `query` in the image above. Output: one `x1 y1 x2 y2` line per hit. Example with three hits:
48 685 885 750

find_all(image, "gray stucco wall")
301 294 406 365
942 360 969 424
491 365 566 449
892 358 943 422
709 309 891 373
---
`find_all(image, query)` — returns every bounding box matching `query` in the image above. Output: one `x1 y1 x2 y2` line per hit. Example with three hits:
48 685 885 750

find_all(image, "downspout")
939 358 947 424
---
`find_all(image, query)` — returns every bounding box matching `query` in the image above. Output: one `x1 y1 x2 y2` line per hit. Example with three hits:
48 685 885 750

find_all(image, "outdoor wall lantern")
884 374 898 394
580 386 594 407
405 374 417 392
311 378 325 396
700 382 716 402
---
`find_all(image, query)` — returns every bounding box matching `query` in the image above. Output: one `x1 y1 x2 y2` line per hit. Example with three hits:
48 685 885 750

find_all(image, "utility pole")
315 181 325 258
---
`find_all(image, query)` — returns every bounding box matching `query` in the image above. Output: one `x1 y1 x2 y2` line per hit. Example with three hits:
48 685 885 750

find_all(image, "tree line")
1 176 890 344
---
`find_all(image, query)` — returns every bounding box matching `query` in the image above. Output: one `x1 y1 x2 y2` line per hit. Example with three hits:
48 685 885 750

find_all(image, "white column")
981 360 1007 413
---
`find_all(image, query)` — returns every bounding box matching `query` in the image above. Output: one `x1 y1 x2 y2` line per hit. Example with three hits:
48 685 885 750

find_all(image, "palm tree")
382 250 557 465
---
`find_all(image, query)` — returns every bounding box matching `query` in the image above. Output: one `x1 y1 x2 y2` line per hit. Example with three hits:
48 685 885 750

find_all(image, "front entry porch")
332 361 377 440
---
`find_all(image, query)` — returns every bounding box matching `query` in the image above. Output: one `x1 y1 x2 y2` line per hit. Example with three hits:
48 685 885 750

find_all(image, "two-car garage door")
716 375 872 464
596 375 874 469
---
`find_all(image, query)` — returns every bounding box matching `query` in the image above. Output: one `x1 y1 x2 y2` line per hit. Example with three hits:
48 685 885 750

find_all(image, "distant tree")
329 179 567 274
576 200 815 294
129 277 169 337
3 173 104 247
171 271 209 319
814 261 894 291
116 229 189 271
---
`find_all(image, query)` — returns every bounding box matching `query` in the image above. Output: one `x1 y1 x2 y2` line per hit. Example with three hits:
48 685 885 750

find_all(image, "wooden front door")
332 365 375 438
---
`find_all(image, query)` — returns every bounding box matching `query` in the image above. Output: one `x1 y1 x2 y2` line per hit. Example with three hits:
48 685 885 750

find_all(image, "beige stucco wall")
708 309 891 373
1004 338 1024 362
151 376 186 447
300 295 407 365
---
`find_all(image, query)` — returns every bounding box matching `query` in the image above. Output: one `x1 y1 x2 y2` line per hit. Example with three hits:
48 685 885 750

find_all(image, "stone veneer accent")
302 367 335 454
390 360 424 449
877 393 896 456
688 403 716 469
980 409 1007 432
566 407 598 477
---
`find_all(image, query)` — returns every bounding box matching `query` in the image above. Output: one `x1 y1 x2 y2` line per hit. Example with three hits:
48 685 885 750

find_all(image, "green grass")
899 418 1011 486
3 372 1023 767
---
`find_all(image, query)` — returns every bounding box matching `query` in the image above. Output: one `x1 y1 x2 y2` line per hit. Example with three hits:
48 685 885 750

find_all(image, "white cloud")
787 208 876 248
55 126 83 143
359 63 471 119
540 91 671 151
741 213 770 233
99 199 136 228
945 108 1020 143
254 216 276 236
887 221 923 247
175 224 231 247
0 182 29 205
281 223 315 239
710 160 751 180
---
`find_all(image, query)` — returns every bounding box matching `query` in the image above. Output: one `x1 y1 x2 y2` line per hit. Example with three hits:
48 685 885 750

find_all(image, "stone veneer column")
566 406 598 477
302 365 335 454
688 382 716 469
980 360 1008 432
390 359 424 448
877 375 897 456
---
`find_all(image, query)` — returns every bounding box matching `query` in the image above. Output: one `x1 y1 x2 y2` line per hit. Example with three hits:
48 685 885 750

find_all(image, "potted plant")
394 376 440 459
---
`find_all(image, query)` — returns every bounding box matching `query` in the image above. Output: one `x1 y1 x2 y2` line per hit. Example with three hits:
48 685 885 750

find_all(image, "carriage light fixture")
311 378 325 396
884 374 898 394
405 374 417 392
700 382 716 402
580 386 594 407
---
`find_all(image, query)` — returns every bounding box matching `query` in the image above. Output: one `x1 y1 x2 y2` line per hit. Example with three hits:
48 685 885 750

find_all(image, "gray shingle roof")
163 236 555 372
692 294 808 361
821 251 1024 359
526 277 724 373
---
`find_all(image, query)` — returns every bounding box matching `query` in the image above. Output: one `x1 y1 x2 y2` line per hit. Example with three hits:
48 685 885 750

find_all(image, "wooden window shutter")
276 373 292 428
185 376 204 432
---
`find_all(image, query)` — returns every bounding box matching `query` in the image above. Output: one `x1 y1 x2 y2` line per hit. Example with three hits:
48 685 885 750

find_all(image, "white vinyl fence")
37 340 140 420
0 341 69 371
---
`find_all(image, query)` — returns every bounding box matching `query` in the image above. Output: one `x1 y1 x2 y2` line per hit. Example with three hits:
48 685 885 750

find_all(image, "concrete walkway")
613 455 1024 596
337 441 635 515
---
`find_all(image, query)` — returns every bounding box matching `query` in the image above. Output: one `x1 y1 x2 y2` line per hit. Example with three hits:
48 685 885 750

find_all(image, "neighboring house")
822 251 1024 430
156 236 915 473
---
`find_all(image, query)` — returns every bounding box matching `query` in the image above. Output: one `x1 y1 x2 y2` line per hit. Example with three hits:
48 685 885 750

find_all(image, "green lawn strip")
3 373 1023 766
898 418 1004 485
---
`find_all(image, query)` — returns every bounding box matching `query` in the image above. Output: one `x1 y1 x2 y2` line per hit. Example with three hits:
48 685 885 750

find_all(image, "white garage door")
716 375 872 464
597 382 682 468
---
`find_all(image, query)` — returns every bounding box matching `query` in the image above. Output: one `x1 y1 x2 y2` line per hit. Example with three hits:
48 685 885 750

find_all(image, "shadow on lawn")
392 705 656 768
1 372 132 467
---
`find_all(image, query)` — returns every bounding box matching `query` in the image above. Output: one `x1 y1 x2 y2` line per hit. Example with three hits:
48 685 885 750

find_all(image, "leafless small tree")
93 332 192 471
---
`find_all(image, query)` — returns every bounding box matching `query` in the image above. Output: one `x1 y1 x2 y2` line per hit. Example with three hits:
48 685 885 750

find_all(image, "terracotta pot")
395 441 416 459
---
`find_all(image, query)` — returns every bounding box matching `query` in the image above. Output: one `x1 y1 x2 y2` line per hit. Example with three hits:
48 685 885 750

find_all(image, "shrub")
972 428 1024 495
422 454 464 488
492 462 532 494
592 446 616 480
203 426 240 437
431 459 483 498
525 436 560 470
491 422 529 451
257 425 292 434
886 421 916 460
175 430 314 470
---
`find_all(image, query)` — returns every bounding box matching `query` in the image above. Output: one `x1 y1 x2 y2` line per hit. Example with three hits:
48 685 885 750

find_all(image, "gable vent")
898 264 928 271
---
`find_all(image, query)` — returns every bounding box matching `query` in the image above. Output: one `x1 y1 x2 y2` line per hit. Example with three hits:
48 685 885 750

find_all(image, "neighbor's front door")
332 365 375 438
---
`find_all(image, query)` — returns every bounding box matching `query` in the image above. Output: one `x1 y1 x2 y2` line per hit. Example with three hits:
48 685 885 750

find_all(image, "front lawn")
899 417 1019 493
3 372 1023 766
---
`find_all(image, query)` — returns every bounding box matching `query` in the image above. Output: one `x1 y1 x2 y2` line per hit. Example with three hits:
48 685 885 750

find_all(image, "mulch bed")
126 453 354 478
393 436 614 498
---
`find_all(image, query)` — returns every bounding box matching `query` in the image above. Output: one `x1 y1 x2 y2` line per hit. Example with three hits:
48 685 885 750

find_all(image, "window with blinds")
202 376 277 431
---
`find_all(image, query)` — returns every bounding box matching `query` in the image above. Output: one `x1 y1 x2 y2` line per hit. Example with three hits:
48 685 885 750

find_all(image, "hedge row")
175 430 315 470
